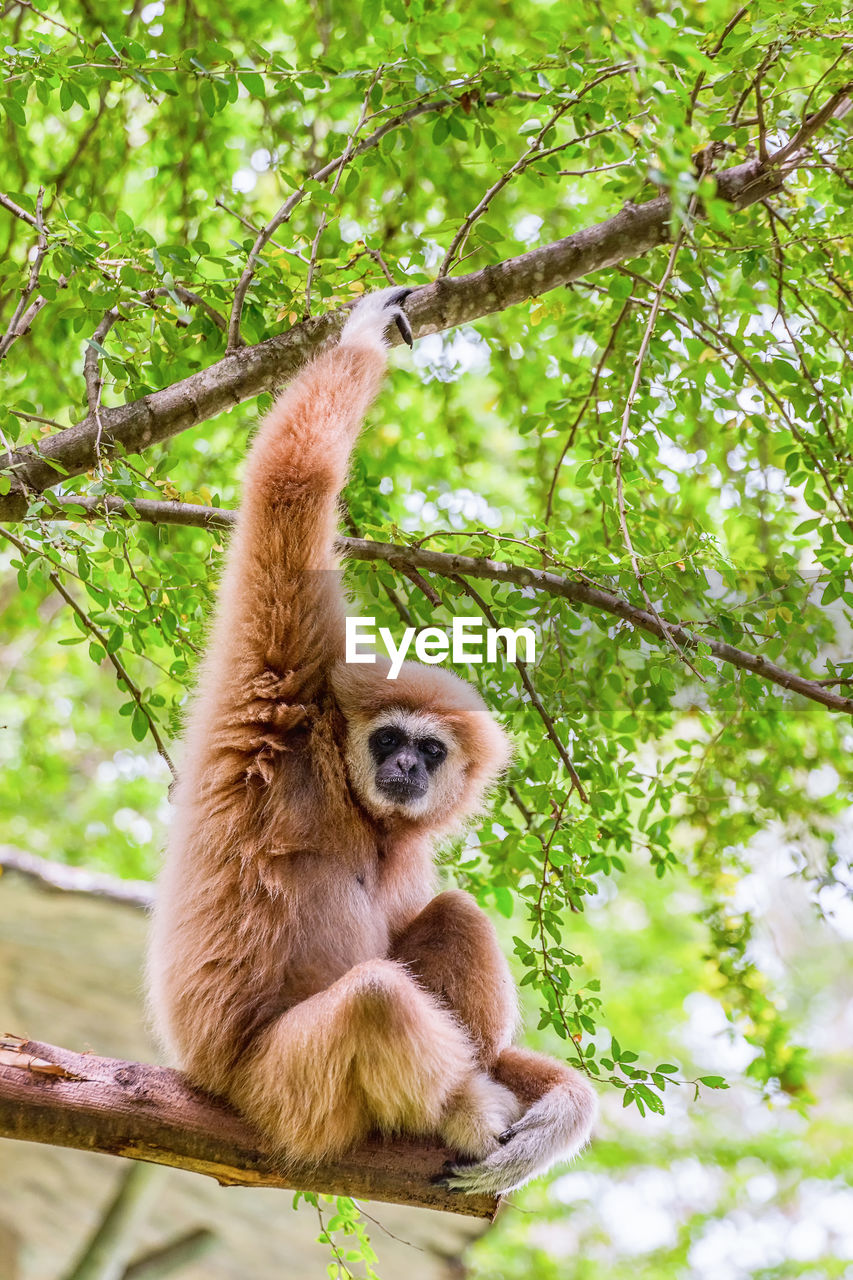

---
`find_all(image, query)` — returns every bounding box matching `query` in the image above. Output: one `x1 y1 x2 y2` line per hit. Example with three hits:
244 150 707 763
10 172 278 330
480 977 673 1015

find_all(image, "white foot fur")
439 1078 597 1196
439 1072 523 1160
340 286 413 351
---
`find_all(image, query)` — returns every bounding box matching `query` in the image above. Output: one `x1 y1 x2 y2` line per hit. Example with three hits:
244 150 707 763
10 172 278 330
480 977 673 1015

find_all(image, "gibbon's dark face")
345 707 461 820
369 723 449 805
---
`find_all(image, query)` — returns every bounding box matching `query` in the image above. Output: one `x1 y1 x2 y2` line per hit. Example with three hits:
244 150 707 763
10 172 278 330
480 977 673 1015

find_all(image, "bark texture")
0 1037 498 1219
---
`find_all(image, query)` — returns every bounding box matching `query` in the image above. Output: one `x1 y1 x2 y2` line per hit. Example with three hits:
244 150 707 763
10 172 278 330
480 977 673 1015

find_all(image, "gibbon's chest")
265 846 389 999
258 835 432 999
271 832 426 922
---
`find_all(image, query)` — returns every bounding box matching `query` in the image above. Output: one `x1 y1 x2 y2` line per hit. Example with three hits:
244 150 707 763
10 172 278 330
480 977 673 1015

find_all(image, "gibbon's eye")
376 728 401 750
419 738 447 764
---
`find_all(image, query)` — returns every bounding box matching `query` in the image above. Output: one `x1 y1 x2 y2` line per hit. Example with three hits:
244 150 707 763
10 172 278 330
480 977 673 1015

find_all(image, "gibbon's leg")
227 958 519 1166
391 889 518 1064
438 1045 598 1196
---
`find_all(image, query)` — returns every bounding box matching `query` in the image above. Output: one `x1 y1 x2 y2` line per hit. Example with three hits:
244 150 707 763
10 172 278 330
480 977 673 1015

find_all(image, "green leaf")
131 705 149 741
1 98 26 126
493 885 514 918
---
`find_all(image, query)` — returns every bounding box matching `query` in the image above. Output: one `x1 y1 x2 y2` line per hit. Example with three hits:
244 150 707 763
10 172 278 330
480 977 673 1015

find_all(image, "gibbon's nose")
394 750 420 777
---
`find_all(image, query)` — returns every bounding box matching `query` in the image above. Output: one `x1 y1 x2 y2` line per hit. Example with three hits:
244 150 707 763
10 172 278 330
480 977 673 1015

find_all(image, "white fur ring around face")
340 286 413 350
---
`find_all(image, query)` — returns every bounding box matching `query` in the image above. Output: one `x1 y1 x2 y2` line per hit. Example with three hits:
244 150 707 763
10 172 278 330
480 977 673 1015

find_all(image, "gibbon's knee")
492 1044 590 1103
228 958 480 1164
392 889 518 1064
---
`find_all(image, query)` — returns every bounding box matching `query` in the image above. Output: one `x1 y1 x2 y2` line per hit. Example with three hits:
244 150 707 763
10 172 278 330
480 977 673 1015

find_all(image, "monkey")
147 287 596 1196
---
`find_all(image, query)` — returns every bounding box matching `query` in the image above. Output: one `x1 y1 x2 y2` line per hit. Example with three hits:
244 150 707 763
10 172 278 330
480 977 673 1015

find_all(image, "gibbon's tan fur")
148 288 596 1196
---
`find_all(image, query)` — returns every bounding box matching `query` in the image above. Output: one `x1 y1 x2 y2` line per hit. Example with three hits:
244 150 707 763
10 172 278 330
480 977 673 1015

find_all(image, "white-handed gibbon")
148 287 596 1196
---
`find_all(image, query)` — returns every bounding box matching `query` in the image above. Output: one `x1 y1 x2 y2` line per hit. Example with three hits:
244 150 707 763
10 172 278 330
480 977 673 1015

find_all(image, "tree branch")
452 575 589 800
23 497 853 716
122 1228 216 1280
437 64 632 277
1 91 850 519
63 1162 161 1280
223 81 548 349
0 1037 498 1219
0 189 40 229
0 844 154 908
0 185 48 360
344 538 853 716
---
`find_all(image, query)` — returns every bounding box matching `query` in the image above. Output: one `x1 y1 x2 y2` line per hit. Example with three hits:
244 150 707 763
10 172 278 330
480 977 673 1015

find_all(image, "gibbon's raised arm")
207 289 412 702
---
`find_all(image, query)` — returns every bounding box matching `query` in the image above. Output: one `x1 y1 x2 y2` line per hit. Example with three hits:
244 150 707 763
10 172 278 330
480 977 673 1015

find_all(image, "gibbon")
148 287 596 1196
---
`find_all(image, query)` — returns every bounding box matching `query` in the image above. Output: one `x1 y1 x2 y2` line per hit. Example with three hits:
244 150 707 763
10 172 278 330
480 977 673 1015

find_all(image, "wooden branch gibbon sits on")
148 288 596 1196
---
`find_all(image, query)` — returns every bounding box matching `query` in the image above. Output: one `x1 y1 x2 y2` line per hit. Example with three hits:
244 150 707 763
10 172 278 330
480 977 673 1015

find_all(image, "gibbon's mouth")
377 777 428 803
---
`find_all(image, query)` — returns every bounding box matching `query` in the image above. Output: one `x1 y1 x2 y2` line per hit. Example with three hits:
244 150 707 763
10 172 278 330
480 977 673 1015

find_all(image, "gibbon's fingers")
434 1079 597 1196
341 285 414 349
384 287 414 347
393 308 414 347
382 284 414 345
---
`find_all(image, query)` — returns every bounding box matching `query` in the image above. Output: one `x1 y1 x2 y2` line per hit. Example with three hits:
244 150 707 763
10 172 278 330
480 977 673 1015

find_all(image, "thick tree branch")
0 1037 498 1219
23 497 853 716
1 89 849 520
0 844 154 907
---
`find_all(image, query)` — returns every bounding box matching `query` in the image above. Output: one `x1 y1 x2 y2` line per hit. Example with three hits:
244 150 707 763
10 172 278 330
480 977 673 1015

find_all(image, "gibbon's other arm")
210 288 412 701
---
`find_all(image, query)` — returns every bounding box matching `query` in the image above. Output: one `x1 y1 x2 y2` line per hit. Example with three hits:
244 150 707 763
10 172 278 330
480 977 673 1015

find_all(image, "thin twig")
6 0 80 37
438 64 635 278
686 5 749 126
755 74 770 164
0 525 176 776
144 285 228 332
0 190 40 229
83 288 228 420
453 576 589 801
544 296 632 526
315 1202 356 1280
615 265 850 519
224 74 528 349
305 66 383 317
612 186 707 680
731 48 779 129
214 197 310 263
532 795 594 1070
0 185 48 360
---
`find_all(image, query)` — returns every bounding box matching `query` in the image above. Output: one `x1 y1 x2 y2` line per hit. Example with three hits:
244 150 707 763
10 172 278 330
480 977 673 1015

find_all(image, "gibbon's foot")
341 285 414 350
438 1071 522 1161
433 1081 597 1196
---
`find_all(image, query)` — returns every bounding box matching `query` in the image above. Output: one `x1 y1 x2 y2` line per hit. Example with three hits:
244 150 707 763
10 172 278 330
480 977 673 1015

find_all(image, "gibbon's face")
346 708 463 821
